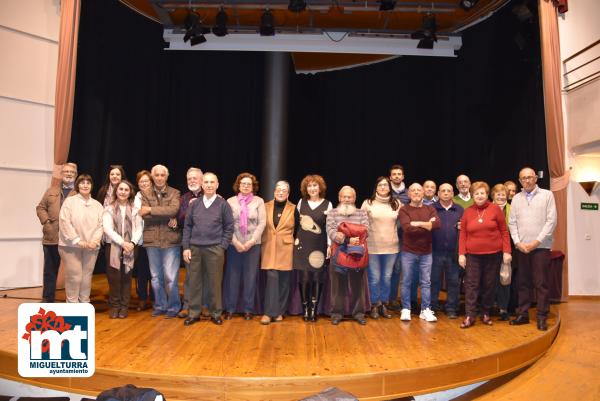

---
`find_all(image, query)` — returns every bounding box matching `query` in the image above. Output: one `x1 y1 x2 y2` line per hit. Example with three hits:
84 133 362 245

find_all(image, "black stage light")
379 0 396 11
183 10 208 46
288 0 307 12
190 34 207 46
459 0 479 11
411 13 437 49
212 8 228 37
260 9 275 36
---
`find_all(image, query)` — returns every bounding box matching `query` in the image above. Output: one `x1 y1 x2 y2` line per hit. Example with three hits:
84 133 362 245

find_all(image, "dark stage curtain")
71 0 547 202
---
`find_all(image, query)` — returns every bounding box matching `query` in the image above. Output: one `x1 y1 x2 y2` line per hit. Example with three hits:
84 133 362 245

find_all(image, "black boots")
309 281 323 322
300 282 310 322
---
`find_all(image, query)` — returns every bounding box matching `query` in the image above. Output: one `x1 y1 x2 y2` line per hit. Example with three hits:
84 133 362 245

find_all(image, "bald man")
398 183 441 323
508 167 557 331
431 183 464 318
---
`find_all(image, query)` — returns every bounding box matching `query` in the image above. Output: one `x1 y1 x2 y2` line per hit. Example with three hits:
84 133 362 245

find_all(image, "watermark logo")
18 303 95 377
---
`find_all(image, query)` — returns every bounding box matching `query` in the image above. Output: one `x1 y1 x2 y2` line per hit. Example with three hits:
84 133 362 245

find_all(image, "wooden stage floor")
0 276 559 400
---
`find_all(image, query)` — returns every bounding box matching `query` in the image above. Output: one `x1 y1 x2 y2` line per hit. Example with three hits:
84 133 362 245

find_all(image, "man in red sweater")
398 183 441 322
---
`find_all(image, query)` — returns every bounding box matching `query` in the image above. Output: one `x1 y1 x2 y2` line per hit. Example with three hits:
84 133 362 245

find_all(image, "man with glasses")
36 163 78 302
508 167 557 331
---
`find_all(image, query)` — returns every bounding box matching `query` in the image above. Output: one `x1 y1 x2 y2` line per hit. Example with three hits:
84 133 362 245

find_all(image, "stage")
0 277 559 400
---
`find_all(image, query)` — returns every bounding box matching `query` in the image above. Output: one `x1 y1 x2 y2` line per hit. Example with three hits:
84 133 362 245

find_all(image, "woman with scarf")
223 173 266 320
96 165 127 275
102 180 143 318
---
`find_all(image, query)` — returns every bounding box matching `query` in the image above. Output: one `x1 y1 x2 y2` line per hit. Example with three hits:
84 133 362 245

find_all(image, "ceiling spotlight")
260 9 275 36
379 0 396 11
459 0 479 11
183 11 209 46
411 13 438 49
212 7 228 37
288 0 306 12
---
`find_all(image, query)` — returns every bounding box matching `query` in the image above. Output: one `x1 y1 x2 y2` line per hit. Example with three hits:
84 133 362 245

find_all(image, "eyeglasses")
240 182 253 186
519 176 536 181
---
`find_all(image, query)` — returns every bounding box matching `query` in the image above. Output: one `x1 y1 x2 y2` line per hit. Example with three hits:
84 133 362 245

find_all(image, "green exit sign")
581 202 598 211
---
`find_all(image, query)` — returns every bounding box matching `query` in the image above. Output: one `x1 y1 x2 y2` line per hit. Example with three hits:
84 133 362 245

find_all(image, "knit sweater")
508 186 557 249
398 204 441 255
459 200 511 255
182 195 234 250
360 198 399 254
453 194 474 210
58 194 104 248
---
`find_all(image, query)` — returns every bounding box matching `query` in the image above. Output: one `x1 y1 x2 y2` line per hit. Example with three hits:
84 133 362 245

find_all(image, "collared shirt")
423 196 439 206
525 186 537 202
203 194 217 208
457 192 471 202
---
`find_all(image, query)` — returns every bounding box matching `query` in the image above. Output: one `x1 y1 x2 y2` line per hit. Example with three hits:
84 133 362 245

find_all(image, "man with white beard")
173 167 203 318
326 186 370 325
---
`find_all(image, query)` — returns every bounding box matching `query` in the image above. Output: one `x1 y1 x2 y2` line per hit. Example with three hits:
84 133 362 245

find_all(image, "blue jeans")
224 244 260 313
431 250 461 312
146 246 181 314
401 252 432 310
368 253 398 304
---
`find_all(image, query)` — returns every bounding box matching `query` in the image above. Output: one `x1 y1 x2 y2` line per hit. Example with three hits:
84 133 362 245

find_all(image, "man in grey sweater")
508 167 557 331
182 172 234 326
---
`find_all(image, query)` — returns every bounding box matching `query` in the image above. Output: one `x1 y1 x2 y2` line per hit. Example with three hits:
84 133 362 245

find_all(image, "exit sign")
581 202 598 211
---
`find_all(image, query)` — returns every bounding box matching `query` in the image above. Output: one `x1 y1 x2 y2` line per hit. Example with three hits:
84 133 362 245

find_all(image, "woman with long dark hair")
103 180 143 318
361 177 401 319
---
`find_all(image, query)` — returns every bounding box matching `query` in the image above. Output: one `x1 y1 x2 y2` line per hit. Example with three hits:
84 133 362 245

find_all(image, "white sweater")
58 194 104 248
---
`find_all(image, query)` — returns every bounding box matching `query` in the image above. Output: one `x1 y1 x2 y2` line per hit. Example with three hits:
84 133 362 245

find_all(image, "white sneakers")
400 309 411 321
419 308 438 322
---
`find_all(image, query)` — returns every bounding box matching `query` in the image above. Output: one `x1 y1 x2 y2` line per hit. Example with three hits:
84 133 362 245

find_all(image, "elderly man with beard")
326 186 370 326
171 167 203 319
398 183 441 323
36 162 78 302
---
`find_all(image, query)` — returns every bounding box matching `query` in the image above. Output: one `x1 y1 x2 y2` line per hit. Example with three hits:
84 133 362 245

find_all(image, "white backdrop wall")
558 0 600 295
0 0 60 289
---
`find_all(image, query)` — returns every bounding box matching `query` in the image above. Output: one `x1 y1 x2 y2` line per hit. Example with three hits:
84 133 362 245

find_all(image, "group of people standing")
36 163 556 331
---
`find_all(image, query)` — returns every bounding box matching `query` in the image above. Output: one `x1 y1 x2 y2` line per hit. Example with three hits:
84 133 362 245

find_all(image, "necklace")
476 208 485 223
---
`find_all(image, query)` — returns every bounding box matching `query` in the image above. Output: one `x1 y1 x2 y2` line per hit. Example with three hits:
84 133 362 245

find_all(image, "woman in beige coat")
260 181 296 324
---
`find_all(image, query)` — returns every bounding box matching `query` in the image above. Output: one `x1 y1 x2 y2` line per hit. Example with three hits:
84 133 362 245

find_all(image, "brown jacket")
36 186 73 245
141 185 182 248
261 200 296 271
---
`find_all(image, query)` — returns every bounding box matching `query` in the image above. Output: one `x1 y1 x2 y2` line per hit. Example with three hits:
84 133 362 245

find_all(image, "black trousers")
42 245 61 302
330 268 366 319
264 270 291 318
106 244 133 310
464 253 501 317
516 248 551 318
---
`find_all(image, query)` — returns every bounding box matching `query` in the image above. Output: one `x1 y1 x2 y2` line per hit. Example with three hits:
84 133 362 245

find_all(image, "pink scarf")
237 193 254 236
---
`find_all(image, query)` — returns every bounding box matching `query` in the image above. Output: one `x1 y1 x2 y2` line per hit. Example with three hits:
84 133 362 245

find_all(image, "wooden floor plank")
0 275 561 400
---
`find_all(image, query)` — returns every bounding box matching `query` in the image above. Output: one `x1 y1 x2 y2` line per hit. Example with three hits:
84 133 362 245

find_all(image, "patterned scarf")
109 203 134 272
237 192 254 236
